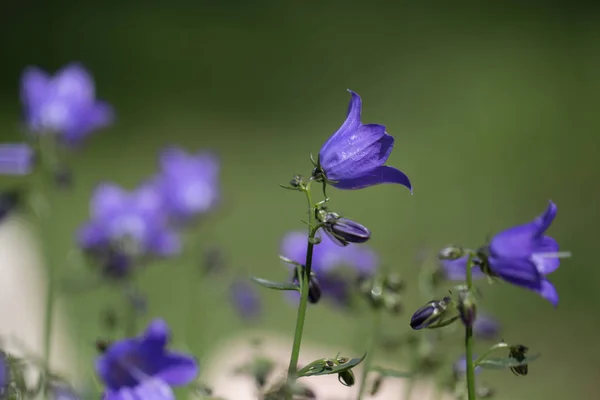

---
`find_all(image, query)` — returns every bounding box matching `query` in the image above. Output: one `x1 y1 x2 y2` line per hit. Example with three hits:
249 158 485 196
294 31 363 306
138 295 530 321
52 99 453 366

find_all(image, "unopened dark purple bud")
410 297 450 330
327 215 371 244
308 274 322 304
290 174 304 188
438 245 465 261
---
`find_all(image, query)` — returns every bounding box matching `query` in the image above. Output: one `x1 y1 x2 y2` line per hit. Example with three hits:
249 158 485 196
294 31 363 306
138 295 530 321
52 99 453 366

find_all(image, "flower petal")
155 353 199 386
488 256 543 290
20 67 50 122
537 279 559 307
533 201 557 237
77 222 109 249
96 338 140 390
62 101 115 144
531 236 560 274
52 63 95 104
332 165 412 191
0 143 34 175
143 319 170 348
91 184 127 219
320 124 393 181
319 90 362 156
149 230 181 256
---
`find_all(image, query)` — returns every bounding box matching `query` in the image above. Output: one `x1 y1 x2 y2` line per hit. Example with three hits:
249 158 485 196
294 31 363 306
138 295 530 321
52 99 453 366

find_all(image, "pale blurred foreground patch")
203 331 453 400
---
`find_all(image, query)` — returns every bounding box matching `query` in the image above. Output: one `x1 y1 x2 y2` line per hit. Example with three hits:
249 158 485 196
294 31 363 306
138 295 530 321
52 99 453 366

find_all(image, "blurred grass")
1 1 600 398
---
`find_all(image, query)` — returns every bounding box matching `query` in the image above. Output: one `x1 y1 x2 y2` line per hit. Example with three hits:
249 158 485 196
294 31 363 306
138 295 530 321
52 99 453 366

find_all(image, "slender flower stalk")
464 252 476 400
357 307 381 400
285 181 318 397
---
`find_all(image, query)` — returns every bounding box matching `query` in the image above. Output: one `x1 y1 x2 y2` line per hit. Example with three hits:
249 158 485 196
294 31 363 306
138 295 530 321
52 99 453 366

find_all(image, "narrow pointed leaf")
477 354 540 369
297 353 366 377
250 276 299 291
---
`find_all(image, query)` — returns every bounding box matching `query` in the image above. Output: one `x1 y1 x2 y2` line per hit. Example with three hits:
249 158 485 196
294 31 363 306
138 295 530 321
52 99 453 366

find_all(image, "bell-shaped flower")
486 201 563 306
316 90 412 191
96 319 198 399
78 183 180 276
155 147 220 222
21 63 113 144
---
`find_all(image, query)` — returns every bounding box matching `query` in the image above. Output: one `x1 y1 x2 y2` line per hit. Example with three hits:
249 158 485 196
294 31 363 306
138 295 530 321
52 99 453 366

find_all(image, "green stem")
357 308 381 400
285 184 316 398
465 253 476 400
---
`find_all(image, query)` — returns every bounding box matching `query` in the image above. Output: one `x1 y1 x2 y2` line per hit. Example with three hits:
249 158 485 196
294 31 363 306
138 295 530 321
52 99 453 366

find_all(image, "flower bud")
338 369 356 387
308 274 322 304
458 289 477 328
410 297 451 330
289 174 304 188
438 245 465 261
383 292 403 314
384 273 404 292
509 345 529 376
322 212 371 245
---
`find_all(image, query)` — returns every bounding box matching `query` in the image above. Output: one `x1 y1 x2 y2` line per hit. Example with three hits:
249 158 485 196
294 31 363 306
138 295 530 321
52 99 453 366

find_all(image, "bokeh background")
1 0 600 399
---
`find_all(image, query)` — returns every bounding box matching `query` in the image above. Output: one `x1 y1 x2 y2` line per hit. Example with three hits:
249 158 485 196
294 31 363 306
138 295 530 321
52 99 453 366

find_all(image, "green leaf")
250 276 299 291
371 366 413 378
297 353 367 377
477 354 540 369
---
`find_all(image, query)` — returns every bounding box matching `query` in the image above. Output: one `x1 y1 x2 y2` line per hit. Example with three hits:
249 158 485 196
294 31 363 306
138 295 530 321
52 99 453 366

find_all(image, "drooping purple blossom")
0 143 34 175
156 147 219 222
96 319 198 400
78 183 180 276
230 280 262 321
281 231 378 306
20 63 113 145
315 90 412 191
485 201 563 306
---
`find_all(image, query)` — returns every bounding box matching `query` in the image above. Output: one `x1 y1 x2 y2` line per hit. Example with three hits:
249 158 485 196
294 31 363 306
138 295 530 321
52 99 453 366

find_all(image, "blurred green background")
1 0 600 399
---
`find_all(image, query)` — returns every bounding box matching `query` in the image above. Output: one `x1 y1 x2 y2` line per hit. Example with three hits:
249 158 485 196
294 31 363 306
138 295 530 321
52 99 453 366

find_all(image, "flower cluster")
78 147 220 278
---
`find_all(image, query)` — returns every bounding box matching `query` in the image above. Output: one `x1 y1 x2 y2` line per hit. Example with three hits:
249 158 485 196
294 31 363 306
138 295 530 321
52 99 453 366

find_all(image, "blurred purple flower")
473 313 501 340
453 355 481 377
230 280 262 321
21 63 113 144
156 147 219 221
439 255 485 281
0 143 34 175
96 319 198 399
78 183 180 275
316 90 412 191
281 231 378 306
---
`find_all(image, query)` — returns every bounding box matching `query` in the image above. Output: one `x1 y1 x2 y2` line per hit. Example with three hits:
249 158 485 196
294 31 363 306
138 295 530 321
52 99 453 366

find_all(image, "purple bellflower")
230 280 262 321
281 231 378 306
21 63 113 144
78 183 180 276
156 147 220 222
315 90 412 191
96 319 198 400
0 143 35 175
483 201 565 306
